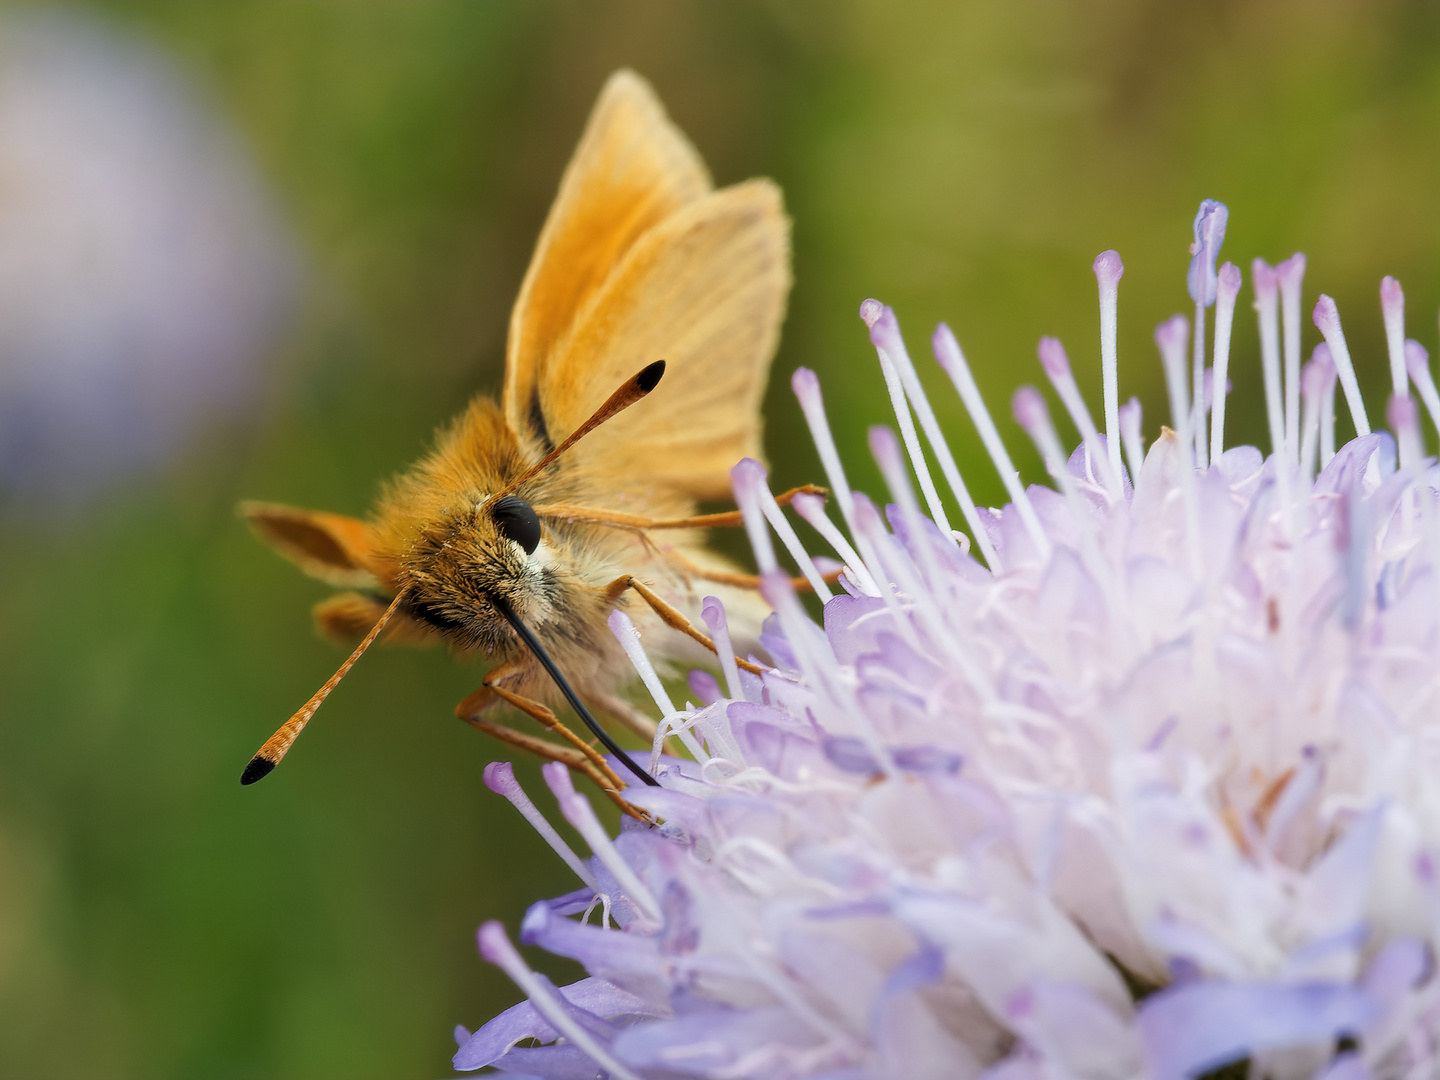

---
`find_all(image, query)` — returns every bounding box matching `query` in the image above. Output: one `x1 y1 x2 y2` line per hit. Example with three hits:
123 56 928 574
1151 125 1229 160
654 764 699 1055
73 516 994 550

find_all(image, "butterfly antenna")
484 360 665 510
240 590 408 785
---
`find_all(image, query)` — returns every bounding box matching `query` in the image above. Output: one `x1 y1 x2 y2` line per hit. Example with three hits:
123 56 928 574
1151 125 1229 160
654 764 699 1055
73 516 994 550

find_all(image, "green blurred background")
1 3 1437 1076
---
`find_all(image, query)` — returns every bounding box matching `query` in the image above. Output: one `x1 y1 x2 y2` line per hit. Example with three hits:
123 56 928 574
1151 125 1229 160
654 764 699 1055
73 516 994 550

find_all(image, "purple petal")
758 612 798 670
485 1043 615 1080
453 977 657 1071
1137 981 1377 1080
1310 1053 1373 1080
824 736 880 774
825 594 891 665
612 1005 822 1072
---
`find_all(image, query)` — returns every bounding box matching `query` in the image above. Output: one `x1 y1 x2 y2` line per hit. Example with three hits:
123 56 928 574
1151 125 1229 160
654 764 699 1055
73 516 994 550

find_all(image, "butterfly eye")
490 495 541 555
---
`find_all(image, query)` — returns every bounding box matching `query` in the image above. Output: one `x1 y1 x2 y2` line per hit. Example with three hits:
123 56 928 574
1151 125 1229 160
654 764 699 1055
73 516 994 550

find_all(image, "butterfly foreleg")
456 661 644 819
604 575 767 676
655 549 845 595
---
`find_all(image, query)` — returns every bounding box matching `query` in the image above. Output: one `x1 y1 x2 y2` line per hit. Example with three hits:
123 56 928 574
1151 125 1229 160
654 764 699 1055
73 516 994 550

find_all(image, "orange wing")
503 71 790 509
503 69 711 445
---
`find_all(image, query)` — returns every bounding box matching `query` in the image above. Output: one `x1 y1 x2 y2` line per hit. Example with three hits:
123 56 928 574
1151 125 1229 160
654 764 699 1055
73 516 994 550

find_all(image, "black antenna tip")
637 360 665 393
240 755 276 786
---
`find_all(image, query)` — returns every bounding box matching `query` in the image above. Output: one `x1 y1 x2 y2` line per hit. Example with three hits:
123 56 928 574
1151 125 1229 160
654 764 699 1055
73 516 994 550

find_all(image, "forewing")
503 70 710 443
536 179 790 507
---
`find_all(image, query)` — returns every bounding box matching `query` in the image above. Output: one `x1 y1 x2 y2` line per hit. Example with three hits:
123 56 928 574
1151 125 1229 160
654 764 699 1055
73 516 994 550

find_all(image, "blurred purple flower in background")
0 12 298 505
458 201 1440 1079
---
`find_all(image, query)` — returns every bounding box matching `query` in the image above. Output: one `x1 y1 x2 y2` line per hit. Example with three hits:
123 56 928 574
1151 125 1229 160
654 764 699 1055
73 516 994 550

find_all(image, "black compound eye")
491 495 541 555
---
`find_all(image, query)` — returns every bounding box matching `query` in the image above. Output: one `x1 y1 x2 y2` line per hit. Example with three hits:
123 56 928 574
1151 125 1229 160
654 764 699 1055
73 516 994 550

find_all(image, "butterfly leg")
456 661 644 819
658 549 845 595
604 574 767 675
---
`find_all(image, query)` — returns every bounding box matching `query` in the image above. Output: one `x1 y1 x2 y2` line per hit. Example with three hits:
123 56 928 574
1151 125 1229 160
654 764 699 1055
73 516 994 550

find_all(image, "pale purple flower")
0 12 298 503
457 201 1440 1080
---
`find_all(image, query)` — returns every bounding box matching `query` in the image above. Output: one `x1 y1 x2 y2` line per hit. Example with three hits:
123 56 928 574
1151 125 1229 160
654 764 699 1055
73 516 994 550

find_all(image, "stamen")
542 762 662 922
1192 302 1208 469
1038 336 1120 497
850 492 921 646
1210 261 1242 464
1406 340 1440 442
758 568 898 751
1013 387 1074 492
791 492 881 595
483 761 596 889
1252 259 1286 461
606 610 706 763
1156 315 1193 458
791 368 859 543
869 425 946 592
1156 315 1202 573
1381 277 1409 400
863 302 956 542
1118 397 1145 484
1277 255 1307 467
1321 352 1338 468
1389 394 1422 471
863 301 999 568
1311 295 1372 437
1013 387 1126 620
1298 346 1336 486
749 459 832 599
730 458 778 574
1188 200 1228 469
700 597 745 702
477 921 643 1080
1094 249 1126 485
931 323 1051 561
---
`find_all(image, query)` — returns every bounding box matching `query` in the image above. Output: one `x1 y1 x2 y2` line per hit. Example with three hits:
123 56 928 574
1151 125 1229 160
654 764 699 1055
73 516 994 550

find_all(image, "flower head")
457 201 1440 1080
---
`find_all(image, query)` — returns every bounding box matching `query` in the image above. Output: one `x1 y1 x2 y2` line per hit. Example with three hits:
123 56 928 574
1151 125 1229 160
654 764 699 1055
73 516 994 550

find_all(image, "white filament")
1210 272 1239 464
545 763 662 922
1279 256 1306 468
933 325 1051 560
870 321 957 543
755 477 832 600
479 923 643 1080
1095 251 1125 486
607 611 706 763
488 766 595 889
867 302 1000 568
1314 297 1372 438
791 493 880 596
1255 269 1286 461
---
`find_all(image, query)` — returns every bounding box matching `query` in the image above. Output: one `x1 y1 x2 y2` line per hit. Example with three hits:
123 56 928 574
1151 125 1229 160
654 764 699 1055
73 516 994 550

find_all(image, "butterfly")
239 70 797 787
